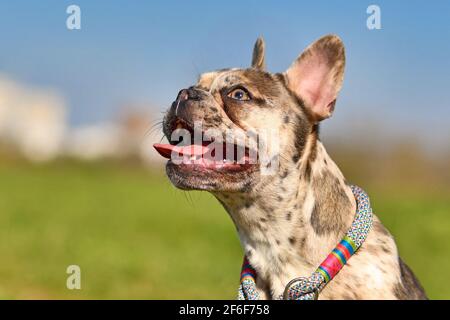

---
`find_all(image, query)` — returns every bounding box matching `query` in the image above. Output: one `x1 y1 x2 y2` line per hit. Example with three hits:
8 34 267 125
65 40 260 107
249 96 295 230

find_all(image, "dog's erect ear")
251 37 266 70
285 35 345 122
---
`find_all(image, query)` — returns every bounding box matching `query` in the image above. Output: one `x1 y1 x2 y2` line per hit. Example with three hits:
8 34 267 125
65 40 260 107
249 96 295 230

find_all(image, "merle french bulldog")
154 35 427 299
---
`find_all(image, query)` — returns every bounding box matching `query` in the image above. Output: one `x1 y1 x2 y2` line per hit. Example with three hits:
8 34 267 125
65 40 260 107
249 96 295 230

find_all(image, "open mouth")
153 119 257 172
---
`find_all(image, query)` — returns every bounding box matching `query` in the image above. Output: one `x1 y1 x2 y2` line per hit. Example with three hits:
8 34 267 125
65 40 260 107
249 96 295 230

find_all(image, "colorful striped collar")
238 185 373 300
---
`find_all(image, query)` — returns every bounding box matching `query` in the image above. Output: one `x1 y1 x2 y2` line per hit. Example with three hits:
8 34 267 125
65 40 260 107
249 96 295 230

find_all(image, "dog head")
154 35 345 193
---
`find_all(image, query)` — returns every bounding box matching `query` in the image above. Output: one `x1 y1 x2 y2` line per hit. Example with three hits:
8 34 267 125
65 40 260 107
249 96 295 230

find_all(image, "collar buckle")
283 276 320 300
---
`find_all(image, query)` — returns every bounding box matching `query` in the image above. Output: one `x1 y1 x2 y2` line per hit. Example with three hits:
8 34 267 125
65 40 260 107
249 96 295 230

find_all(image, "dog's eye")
227 88 250 101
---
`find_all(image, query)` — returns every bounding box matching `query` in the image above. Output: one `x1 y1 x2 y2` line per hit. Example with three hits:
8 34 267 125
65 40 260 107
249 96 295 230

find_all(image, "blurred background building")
0 74 164 164
0 75 66 162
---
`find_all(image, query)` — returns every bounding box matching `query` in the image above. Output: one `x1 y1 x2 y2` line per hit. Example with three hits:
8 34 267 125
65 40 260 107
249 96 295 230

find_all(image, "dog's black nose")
176 89 189 102
176 87 200 102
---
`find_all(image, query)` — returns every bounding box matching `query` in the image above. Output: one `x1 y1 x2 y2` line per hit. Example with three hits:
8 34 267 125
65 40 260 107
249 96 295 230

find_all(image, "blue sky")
0 1 449 147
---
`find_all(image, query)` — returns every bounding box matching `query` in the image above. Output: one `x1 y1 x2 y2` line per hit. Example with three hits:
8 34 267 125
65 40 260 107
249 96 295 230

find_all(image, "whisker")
144 119 164 138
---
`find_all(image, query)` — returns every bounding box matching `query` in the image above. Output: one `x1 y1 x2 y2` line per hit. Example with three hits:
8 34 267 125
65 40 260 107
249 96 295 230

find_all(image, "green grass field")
0 160 448 299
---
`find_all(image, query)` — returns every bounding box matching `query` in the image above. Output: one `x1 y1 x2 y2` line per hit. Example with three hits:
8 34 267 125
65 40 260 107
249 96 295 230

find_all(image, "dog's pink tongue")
153 143 210 159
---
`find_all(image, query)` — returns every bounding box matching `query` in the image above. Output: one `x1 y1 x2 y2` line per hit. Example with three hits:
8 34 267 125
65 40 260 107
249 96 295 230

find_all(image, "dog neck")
214 132 356 297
